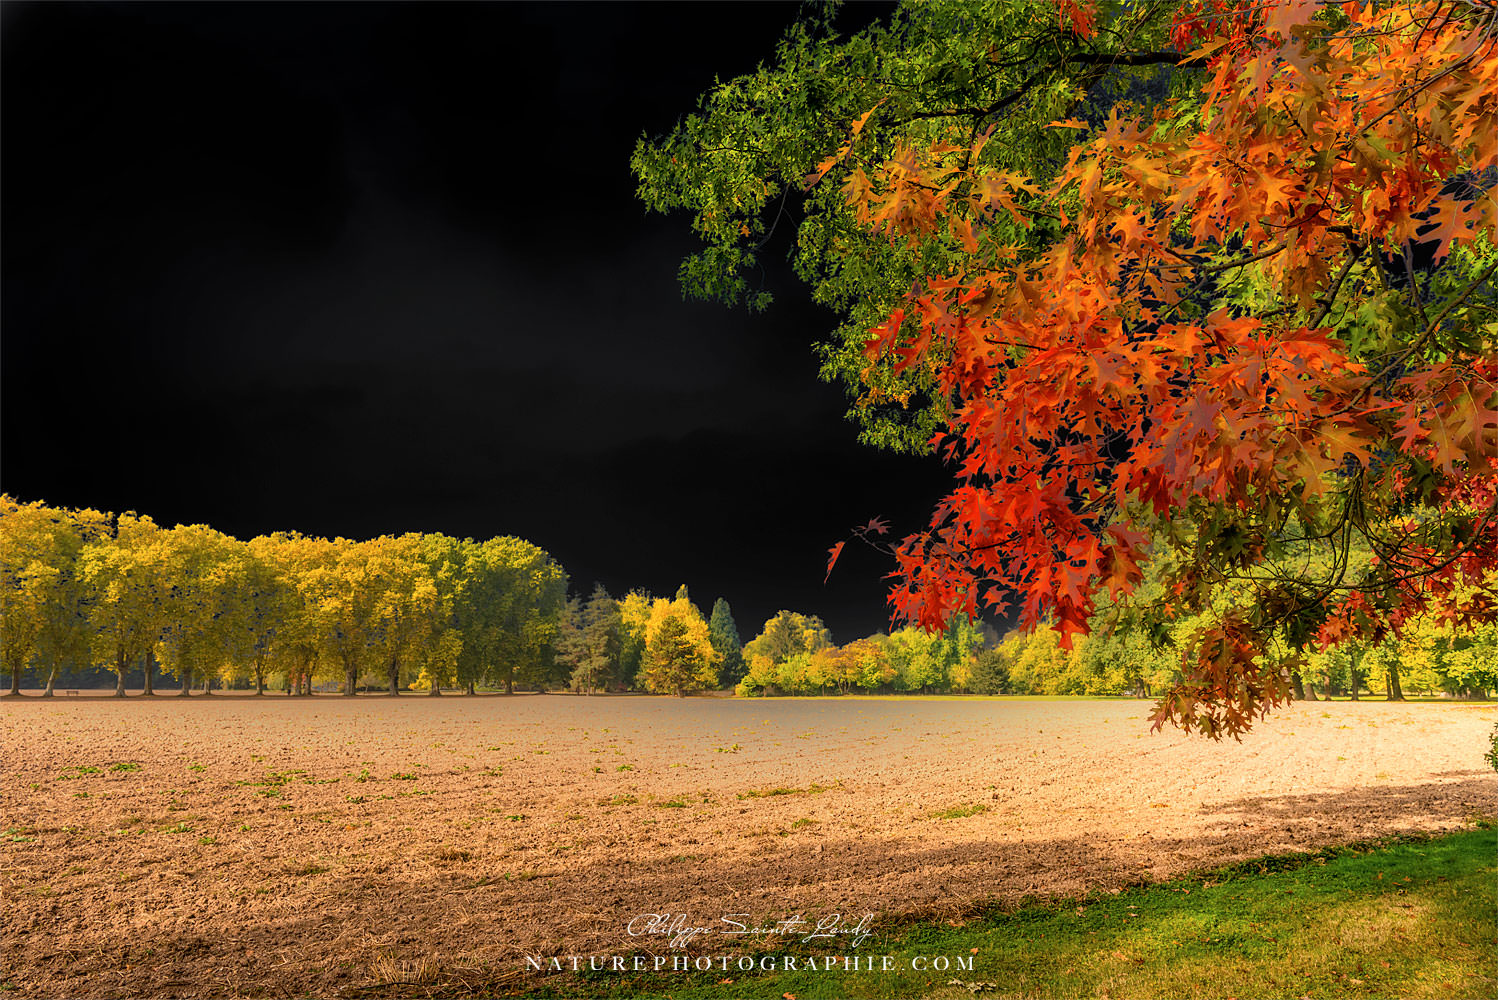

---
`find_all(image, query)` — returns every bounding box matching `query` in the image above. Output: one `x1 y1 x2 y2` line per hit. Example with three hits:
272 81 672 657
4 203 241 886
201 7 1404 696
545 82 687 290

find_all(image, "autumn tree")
644 616 712 697
1 498 109 695
640 0 1498 737
300 538 385 695
78 513 171 696
155 524 242 696
363 534 458 695
641 591 722 695
225 537 298 695
410 533 465 694
250 532 333 696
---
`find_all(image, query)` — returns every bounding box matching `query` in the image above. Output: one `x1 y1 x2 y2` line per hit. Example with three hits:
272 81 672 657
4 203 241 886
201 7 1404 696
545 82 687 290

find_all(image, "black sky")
1 1 946 643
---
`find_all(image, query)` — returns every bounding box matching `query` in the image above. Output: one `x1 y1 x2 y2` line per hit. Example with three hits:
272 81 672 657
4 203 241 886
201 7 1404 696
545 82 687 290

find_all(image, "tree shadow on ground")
10 776 1493 998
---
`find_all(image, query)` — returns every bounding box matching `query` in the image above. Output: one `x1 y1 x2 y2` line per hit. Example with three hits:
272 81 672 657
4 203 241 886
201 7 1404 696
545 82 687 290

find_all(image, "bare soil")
1 693 1493 997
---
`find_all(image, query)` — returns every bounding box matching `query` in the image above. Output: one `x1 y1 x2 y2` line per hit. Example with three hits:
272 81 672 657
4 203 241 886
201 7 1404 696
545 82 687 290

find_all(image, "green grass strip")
513 828 1495 999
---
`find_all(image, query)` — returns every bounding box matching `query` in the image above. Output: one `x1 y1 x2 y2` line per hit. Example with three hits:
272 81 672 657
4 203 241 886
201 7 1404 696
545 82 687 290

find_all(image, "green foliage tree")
707 598 745 686
562 584 624 694
967 647 1010 695
452 536 567 693
744 610 832 664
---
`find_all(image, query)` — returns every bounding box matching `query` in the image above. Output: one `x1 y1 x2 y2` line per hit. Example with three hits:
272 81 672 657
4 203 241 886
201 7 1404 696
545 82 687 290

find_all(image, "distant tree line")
0 497 746 698
1 496 573 696
8 495 1489 701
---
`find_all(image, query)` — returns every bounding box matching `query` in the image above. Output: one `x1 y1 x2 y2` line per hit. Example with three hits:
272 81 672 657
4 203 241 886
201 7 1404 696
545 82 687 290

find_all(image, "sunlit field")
2 694 1493 997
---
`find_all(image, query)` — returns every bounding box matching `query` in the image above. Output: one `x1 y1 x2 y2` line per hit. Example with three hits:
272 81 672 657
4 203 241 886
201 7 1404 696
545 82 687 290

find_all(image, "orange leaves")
824 541 845 585
830 0 1498 735
1057 0 1099 41
1150 617 1292 740
1390 366 1498 475
862 308 905 361
971 171 1040 228
950 215 979 254
1101 527 1149 602
804 100 887 190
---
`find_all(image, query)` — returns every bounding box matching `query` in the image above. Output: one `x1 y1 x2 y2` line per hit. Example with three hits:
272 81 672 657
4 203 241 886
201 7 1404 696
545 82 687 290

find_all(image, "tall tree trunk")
114 647 127 697
142 649 156 696
1387 661 1405 701
1290 671 1306 700
428 681 442 696
388 657 401 696
8 665 20 696
465 679 476 696
344 662 357 696
301 669 313 696
43 665 58 697
255 665 265 696
177 661 191 696
505 675 513 695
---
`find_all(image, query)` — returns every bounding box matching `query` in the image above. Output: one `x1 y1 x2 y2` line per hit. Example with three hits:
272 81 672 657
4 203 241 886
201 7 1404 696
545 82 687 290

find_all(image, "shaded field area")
523 829 1498 1000
2 695 1494 998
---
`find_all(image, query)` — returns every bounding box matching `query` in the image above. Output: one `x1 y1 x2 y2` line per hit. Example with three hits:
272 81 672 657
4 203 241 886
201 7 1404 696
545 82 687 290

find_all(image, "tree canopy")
636 0 1498 737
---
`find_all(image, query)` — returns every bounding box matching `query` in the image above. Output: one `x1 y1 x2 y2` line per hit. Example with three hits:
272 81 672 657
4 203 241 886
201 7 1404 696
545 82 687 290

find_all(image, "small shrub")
1486 723 1498 773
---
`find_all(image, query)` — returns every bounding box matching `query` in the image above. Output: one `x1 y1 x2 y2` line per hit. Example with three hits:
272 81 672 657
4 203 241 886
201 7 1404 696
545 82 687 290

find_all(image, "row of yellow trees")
1 497 566 696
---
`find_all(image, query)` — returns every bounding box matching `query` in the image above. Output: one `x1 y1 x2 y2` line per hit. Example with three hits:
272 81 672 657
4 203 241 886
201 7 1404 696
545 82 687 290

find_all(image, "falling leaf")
825 541 845 583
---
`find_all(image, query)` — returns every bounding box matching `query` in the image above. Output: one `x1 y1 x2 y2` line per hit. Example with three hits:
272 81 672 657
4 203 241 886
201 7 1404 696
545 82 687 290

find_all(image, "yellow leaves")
644 594 720 668
1182 37 1230 65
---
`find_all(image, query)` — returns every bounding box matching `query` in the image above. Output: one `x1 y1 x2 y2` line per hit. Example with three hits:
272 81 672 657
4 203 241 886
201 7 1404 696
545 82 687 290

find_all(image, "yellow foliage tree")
641 592 720 696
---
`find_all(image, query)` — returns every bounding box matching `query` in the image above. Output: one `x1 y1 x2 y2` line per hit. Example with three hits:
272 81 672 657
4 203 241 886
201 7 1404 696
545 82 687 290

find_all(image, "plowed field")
2 694 1493 997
